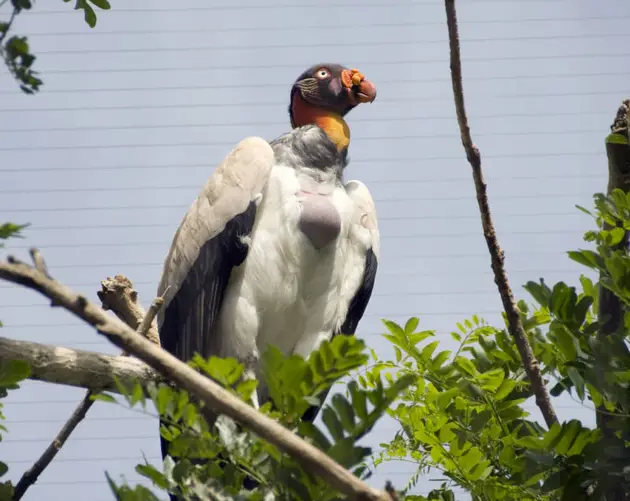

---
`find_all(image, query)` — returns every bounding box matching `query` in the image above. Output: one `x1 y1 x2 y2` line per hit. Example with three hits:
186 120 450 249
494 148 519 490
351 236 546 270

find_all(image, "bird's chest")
229 165 361 361
256 165 352 253
240 165 356 310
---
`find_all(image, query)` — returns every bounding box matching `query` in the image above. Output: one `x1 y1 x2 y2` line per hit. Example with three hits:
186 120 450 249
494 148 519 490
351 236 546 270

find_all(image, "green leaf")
420 341 439 362
298 422 332 450
554 420 581 455
431 350 451 370
552 324 578 360
567 367 585 401
0 360 30 386
331 394 355 433
320 341 335 372
322 407 344 441
573 295 593 327
383 320 405 339
404 317 419 334
104 471 120 498
348 380 368 420
454 356 477 376
326 437 371 469
524 279 552 307
89 0 111 9
0 462 8 479
567 250 601 270
494 379 516 400
130 383 145 408
155 385 173 415
82 2 97 27
436 387 458 411
0 481 13 501
236 379 258 402
196 356 244 386
171 458 192 484
408 331 435 346
0 223 28 242
575 204 593 216
90 392 117 404
607 226 626 246
135 464 169 490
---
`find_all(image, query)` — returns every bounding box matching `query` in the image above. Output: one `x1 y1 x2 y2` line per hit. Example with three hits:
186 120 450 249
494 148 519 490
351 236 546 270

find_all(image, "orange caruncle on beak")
341 68 377 105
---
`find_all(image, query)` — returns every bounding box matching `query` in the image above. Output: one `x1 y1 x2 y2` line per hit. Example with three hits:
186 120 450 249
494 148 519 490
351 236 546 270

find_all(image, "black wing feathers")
160 201 258 361
160 201 257 463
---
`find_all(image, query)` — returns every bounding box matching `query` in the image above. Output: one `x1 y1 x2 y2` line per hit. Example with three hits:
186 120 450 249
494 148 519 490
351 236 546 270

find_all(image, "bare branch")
28 247 49 277
0 255 393 501
97 275 160 347
443 0 558 428
137 296 164 346
12 280 165 501
0 336 161 391
13 393 106 500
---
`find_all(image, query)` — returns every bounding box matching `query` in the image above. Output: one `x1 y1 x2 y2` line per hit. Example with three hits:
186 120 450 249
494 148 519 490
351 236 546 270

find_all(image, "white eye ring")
315 68 330 79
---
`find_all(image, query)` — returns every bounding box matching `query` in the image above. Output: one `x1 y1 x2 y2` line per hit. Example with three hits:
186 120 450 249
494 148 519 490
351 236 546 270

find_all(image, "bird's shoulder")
156 137 275 305
344 179 380 259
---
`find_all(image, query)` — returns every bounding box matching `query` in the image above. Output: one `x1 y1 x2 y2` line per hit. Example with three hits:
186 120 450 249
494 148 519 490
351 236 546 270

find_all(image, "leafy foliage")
372 190 630 500
0 360 31 501
62 0 112 28
1 0 111 94
27 189 630 501
0 222 28 247
98 335 413 501
4 194 630 500
0 222 30 500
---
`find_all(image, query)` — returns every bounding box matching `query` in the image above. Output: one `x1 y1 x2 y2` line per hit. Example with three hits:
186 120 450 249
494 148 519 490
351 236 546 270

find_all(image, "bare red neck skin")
291 93 350 151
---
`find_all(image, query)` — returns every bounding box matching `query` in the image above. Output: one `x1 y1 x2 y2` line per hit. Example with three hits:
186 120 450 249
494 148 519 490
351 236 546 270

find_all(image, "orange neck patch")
291 93 350 152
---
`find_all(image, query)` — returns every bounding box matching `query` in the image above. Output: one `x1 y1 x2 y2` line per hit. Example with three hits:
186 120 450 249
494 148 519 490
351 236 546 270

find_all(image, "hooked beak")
341 68 377 105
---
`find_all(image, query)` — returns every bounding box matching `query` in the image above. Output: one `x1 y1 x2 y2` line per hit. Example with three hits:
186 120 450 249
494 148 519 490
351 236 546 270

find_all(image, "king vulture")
156 63 380 438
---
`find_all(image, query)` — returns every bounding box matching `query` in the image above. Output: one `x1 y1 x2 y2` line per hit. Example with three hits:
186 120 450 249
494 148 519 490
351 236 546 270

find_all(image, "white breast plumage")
215 164 370 398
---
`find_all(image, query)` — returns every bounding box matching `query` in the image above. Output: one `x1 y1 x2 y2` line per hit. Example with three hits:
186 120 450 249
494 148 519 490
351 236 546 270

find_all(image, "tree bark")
443 0 558 428
597 99 630 501
11 282 165 501
0 336 162 392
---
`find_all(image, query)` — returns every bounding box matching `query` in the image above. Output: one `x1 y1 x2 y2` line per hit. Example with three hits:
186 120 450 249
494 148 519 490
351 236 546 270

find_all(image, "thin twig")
12 274 165 501
0 253 394 501
0 7 16 45
12 394 98 500
28 248 49 277
443 0 558 428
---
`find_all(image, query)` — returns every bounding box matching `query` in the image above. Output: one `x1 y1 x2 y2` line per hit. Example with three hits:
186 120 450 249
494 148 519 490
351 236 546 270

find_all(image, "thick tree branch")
595 99 630 501
599 100 630 345
0 336 162 392
0 255 394 501
12 281 165 501
443 0 558 427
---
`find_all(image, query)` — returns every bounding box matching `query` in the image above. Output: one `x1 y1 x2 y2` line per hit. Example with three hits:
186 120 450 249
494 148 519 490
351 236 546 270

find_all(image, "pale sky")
1 0 628 499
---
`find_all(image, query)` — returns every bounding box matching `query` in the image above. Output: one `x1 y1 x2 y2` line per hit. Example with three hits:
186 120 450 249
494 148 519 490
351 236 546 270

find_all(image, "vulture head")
289 63 377 152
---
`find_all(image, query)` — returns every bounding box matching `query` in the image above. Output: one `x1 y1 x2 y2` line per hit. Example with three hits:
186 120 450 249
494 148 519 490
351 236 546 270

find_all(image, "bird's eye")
315 68 330 79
